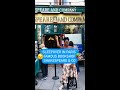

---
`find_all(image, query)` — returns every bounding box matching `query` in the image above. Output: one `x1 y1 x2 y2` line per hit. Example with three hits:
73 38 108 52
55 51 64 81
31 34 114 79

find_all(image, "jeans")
76 62 80 73
41 62 48 77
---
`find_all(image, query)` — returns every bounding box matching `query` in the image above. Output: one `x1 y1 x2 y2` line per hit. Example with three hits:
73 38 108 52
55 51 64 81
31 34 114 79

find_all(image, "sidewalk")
35 65 85 90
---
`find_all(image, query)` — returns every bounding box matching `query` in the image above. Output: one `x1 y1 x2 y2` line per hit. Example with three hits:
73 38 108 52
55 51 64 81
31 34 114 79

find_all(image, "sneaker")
41 76 47 80
44 76 47 80
58 85 63 90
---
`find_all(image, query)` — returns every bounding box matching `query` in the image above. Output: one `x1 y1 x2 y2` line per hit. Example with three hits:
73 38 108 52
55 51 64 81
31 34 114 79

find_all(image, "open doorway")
44 34 61 48
44 34 61 67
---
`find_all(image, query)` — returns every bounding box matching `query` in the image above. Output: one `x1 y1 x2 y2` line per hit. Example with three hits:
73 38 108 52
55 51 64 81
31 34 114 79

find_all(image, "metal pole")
52 65 59 80
55 64 56 77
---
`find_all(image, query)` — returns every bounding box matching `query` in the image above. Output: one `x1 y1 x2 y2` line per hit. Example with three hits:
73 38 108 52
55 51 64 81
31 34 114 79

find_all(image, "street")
35 65 85 90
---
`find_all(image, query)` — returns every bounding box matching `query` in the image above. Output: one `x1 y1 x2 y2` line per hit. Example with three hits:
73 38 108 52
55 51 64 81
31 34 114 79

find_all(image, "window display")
37 25 42 44
35 41 38 52
44 25 51 33
54 25 57 33
63 25 82 34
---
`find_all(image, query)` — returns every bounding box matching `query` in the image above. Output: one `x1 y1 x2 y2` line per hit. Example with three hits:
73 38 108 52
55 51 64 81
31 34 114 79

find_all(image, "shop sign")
35 7 85 13
35 14 85 24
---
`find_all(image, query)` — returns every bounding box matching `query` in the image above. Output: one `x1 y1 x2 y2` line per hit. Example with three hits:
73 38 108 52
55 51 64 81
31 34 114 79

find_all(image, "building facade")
35 0 85 53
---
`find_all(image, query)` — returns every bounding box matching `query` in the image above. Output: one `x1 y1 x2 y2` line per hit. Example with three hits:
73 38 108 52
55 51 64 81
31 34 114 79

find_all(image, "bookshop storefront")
35 6 85 52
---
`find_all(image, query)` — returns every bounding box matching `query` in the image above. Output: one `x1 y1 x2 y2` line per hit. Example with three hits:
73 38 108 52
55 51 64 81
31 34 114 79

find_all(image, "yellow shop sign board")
35 14 85 24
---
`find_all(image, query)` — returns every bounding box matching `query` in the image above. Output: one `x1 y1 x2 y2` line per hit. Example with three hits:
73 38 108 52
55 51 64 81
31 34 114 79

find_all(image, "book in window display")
44 25 51 34
37 25 41 36
35 41 38 52
37 25 42 44
63 25 82 34
35 46 38 52
63 25 71 34
54 25 57 33
38 36 41 45
73 25 80 34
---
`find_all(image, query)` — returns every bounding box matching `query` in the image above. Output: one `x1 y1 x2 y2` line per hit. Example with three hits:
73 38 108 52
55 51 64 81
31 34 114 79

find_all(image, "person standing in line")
55 35 70 68
68 41 80 75
55 35 69 48
39 36 48 80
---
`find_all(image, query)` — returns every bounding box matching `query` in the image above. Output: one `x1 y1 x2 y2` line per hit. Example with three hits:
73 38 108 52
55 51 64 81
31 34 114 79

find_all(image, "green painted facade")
35 5 85 47
36 24 84 34
35 6 85 13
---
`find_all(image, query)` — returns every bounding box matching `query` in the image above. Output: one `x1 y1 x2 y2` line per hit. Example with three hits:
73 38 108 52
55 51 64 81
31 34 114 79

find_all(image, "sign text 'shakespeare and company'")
35 14 85 23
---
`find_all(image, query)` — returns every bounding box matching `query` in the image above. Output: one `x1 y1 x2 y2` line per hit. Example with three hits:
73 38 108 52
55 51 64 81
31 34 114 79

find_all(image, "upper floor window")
62 0 85 6
35 0 55 5
35 0 85 6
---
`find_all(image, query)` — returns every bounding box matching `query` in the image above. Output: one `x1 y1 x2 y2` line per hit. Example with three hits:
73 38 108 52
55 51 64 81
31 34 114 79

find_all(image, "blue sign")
40 49 79 64
76 44 83 53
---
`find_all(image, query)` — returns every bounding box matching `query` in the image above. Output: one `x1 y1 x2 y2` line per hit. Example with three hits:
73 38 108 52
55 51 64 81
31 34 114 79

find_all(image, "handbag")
67 77 77 89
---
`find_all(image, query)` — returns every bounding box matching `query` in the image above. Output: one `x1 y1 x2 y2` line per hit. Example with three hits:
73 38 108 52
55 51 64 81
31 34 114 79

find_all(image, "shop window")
35 0 55 5
62 0 85 6
37 25 42 44
54 25 58 33
63 25 82 34
44 25 52 34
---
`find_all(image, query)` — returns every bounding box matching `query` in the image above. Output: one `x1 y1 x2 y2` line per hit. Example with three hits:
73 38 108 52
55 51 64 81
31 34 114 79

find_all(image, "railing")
35 1 85 6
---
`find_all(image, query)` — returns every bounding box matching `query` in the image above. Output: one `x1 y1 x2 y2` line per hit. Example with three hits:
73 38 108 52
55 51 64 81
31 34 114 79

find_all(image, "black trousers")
41 62 48 77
